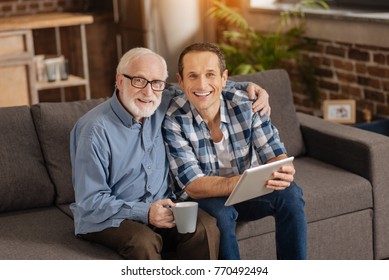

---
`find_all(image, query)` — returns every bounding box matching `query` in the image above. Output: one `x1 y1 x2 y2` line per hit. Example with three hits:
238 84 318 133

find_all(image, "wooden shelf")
0 13 93 32
0 13 93 106
36 75 88 90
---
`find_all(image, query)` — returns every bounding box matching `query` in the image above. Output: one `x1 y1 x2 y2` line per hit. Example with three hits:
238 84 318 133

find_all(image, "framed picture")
323 99 356 124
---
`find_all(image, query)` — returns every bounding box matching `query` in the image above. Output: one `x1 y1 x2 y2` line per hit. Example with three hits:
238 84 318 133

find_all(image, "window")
275 0 389 9
330 0 389 9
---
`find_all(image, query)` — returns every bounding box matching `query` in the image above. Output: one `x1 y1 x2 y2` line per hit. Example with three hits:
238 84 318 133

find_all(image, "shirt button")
147 166 151 169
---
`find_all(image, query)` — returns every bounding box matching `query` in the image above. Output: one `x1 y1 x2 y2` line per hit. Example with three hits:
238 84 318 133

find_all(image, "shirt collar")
189 102 204 127
220 92 229 124
109 88 139 128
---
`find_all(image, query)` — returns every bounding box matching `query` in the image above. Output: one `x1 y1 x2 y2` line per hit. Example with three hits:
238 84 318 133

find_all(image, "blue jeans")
196 182 307 260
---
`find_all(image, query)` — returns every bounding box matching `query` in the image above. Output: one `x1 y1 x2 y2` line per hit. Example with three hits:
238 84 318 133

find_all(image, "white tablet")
224 157 294 206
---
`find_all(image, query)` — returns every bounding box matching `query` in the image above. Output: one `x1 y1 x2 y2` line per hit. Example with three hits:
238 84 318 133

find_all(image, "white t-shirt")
213 132 235 178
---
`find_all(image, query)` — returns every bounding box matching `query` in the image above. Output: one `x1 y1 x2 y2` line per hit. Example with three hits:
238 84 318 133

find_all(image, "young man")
70 47 270 259
163 43 307 260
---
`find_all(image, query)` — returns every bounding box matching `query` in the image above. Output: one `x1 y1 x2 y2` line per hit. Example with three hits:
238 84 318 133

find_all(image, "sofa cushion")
0 106 55 212
235 157 373 240
237 210 373 260
0 207 122 259
294 157 373 222
31 99 106 205
230 69 305 157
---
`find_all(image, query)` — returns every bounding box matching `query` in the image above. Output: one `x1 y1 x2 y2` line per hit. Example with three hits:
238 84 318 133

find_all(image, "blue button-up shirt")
162 88 287 200
70 90 173 235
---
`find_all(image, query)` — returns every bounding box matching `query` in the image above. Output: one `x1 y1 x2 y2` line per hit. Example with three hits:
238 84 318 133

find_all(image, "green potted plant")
207 0 329 104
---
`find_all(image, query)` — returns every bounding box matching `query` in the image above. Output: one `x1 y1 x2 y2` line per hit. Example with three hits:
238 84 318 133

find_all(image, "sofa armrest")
297 112 389 259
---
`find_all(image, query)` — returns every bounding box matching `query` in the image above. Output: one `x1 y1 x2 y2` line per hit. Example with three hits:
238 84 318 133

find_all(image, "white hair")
116 47 168 80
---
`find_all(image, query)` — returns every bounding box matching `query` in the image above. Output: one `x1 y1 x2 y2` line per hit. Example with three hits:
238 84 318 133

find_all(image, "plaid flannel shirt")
162 87 287 200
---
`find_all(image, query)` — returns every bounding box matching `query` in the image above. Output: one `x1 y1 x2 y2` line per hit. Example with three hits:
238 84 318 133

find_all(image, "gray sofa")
1 69 388 260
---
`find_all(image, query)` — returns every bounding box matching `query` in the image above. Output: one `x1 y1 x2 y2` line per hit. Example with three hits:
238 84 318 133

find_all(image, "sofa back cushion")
31 99 106 205
0 106 55 212
230 69 305 157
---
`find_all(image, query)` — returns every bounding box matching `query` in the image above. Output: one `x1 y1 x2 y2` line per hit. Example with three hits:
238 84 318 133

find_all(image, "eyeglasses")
121 74 167 92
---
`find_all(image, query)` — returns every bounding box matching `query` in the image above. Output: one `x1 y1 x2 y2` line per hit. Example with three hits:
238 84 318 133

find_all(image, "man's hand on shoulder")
247 82 271 116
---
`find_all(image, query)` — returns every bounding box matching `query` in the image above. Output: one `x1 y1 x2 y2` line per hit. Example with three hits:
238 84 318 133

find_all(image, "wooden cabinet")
113 0 147 60
0 13 93 107
0 30 35 107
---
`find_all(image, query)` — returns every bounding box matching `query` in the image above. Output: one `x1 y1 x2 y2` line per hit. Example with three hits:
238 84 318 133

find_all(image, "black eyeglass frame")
121 73 167 92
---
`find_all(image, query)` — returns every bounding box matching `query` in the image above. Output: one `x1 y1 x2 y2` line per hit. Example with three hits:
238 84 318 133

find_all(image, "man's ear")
222 69 228 87
116 73 123 91
177 73 183 88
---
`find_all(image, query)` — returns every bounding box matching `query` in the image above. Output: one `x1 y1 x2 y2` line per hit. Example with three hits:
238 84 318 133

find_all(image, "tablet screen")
224 157 294 206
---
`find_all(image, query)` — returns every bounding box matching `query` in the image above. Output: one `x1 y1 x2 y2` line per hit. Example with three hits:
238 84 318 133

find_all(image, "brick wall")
293 39 389 120
0 0 82 16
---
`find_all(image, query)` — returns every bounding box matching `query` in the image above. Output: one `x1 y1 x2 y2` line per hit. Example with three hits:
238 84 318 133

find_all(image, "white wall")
245 0 389 48
144 0 215 82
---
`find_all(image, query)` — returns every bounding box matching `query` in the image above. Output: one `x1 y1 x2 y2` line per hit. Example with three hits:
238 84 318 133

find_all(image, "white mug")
171 201 198 234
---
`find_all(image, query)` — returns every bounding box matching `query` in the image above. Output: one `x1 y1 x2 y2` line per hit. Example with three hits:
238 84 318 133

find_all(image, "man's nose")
142 83 154 95
196 75 207 88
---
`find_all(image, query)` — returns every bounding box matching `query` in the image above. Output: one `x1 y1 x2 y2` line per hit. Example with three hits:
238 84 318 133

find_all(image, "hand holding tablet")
225 157 294 206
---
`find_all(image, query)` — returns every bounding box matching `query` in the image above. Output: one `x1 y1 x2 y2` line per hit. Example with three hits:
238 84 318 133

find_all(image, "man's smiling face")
178 51 228 115
116 53 164 122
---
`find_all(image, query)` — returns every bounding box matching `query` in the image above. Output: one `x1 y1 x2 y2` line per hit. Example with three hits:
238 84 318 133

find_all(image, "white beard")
126 97 161 119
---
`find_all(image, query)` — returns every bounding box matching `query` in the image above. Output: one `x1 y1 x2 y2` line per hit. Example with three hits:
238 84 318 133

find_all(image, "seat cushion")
294 157 373 222
0 106 54 212
235 156 373 240
0 207 121 259
230 69 305 157
31 99 106 205
237 210 373 260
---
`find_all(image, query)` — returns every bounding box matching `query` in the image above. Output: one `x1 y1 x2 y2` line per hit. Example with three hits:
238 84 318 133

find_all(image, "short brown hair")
177 42 226 78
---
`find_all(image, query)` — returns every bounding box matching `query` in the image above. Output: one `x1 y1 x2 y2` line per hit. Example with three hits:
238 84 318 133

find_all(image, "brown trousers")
81 209 220 260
